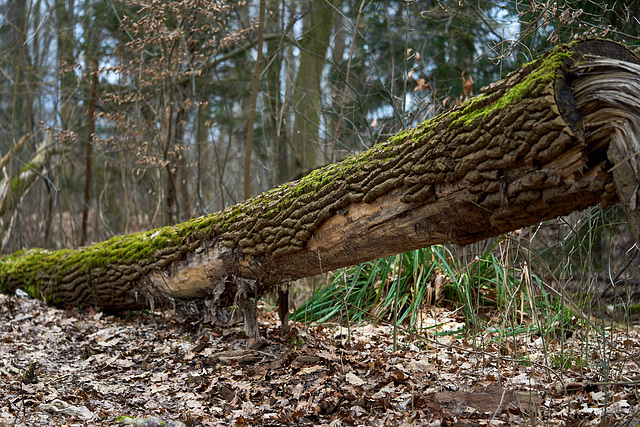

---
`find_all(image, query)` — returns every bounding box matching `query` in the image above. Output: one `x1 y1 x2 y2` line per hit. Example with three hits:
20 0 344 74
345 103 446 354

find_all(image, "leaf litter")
1 292 639 426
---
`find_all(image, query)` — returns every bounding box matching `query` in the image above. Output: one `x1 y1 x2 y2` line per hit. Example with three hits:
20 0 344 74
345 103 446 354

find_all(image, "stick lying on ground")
1 38 640 340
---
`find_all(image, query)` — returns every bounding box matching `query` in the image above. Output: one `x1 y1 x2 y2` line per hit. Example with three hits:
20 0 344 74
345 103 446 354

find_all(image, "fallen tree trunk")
1 39 640 332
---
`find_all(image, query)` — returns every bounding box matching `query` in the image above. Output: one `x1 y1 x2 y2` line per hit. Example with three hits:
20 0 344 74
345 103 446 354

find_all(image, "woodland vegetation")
2 1 640 425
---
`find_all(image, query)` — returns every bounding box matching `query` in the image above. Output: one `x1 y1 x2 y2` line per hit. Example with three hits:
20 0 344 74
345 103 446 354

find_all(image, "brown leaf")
413 78 431 93
462 72 474 97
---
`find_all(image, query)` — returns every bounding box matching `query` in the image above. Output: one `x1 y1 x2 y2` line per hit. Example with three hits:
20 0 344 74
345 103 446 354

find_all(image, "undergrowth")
292 206 639 352
292 239 548 337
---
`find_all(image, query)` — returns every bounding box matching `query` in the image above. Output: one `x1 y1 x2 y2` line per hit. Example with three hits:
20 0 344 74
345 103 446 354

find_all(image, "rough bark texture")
1 39 640 327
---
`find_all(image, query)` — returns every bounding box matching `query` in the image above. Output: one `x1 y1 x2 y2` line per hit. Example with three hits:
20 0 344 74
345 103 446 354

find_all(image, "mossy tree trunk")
1 39 640 340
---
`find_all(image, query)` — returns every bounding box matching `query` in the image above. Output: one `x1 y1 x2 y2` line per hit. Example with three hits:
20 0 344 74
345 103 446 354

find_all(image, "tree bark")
265 0 289 186
1 39 639 330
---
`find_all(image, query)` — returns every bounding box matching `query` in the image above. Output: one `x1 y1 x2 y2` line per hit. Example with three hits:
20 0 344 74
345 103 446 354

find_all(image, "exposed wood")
1 39 640 338
567 50 640 243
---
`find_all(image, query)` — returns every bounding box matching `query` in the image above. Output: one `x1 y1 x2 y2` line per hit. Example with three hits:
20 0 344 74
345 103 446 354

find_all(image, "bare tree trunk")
55 0 75 130
1 39 640 338
81 59 99 246
243 0 266 200
265 0 288 186
291 0 336 177
174 97 191 223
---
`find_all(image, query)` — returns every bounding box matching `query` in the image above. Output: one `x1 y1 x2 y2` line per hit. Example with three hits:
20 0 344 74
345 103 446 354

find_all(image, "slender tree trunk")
243 0 266 200
81 59 98 246
291 0 336 177
265 0 288 186
5 0 31 138
2 40 640 336
163 101 177 225
55 0 75 130
174 98 190 222
5 0 32 232
196 104 206 215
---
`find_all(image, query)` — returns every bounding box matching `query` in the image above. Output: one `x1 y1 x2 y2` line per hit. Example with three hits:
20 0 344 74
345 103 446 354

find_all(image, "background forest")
2 0 638 254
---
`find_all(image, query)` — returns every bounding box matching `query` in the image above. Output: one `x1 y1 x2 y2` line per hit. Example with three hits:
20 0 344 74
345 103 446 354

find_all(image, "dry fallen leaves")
0 293 639 426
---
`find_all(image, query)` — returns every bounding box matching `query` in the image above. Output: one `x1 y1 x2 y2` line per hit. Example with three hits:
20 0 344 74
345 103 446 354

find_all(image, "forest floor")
1 291 639 426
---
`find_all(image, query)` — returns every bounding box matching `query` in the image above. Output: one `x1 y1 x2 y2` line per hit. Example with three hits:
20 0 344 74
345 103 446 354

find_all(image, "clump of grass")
293 239 547 335
293 245 452 326
291 233 607 343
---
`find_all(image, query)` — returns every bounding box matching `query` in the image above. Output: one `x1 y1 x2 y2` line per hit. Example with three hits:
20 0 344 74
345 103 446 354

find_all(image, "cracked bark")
2 39 640 340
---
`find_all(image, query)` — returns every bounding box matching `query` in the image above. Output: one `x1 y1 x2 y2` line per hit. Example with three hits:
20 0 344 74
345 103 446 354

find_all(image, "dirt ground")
1 292 639 426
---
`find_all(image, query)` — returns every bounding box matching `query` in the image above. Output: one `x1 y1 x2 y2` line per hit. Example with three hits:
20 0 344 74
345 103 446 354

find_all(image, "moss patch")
18 163 36 174
0 211 228 298
10 176 26 194
450 46 573 127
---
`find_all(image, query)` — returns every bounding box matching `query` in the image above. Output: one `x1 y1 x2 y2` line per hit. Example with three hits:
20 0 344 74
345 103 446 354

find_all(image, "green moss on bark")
450 47 573 126
0 212 227 298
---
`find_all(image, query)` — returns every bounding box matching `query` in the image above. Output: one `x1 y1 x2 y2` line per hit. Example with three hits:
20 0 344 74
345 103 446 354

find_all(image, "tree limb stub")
1 38 639 316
